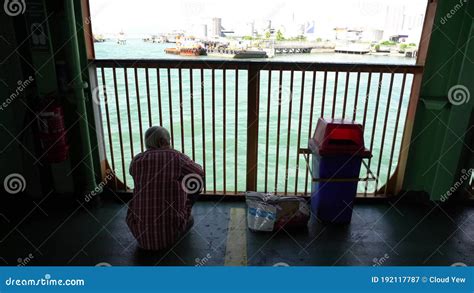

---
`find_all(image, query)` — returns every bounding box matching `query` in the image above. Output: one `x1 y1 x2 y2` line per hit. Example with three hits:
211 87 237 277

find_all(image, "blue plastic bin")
309 118 371 224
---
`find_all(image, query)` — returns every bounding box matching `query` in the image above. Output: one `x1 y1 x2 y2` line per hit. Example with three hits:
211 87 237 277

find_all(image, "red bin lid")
309 118 371 157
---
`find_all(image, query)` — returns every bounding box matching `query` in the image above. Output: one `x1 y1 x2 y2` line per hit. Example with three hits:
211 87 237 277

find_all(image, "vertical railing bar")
274 70 283 193
342 71 350 119
145 68 152 126
190 69 196 161
167 68 175 147
360 71 372 197
353 72 361 121
321 71 327 117
211 69 216 193
385 72 407 196
178 68 185 153
124 68 134 159
156 69 163 126
264 70 272 193
375 72 395 194
284 70 295 195
246 64 260 192
133 67 144 152
234 67 238 194
294 70 305 194
364 72 383 197
304 71 317 195
362 72 373 130
223 69 227 194
331 71 338 119
101 67 117 190
134 67 144 152
200 68 207 192
112 67 127 190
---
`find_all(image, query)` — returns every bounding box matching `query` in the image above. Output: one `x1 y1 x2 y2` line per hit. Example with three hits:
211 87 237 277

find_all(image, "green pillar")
404 0 474 200
64 0 98 194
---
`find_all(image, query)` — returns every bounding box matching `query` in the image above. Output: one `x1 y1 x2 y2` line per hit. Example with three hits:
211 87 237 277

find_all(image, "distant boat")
203 40 269 59
164 47 180 55
93 34 106 43
335 43 370 54
143 35 167 43
405 49 418 58
117 30 126 45
180 46 206 56
206 48 268 59
164 45 206 56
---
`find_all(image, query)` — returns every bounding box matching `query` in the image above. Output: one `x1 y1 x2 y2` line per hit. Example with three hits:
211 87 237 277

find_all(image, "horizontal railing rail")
93 59 423 73
90 59 421 197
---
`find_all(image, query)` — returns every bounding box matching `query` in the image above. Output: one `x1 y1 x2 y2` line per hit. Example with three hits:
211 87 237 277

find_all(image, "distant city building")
266 20 272 31
212 17 222 37
247 21 255 37
362 29 384 42
202 24 208 38
389 34 409 43
383 4 424 42
304 21 315 34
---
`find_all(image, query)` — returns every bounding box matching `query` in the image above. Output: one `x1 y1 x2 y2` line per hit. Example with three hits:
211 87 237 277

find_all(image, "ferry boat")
203 40 269 59
180 46 207 56
164 47 180 55
206 48 268 59
164 45 206 56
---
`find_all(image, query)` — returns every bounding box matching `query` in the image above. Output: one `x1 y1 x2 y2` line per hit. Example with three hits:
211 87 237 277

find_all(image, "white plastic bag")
246 197 277 232
246 192 310 232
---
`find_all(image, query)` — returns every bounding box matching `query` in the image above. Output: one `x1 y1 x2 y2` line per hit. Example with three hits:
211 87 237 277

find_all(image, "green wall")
0 0 99 198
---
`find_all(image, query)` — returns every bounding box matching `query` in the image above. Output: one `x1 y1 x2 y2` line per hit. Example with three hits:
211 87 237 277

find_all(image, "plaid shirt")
126 148 204 250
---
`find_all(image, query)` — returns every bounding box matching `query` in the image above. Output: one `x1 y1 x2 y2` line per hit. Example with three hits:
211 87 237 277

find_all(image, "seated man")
126 126 204 251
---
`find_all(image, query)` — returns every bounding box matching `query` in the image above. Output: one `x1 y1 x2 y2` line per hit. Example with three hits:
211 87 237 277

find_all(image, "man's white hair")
145 126 171 149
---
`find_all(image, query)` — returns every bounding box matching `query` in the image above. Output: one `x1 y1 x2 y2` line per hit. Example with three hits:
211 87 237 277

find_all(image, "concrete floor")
0 199 472 266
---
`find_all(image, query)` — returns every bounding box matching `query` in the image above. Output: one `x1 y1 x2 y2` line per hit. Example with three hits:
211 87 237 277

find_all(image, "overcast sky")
89 0 427 37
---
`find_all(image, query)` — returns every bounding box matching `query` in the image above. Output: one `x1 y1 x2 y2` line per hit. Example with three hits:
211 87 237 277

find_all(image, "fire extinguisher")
37 100 69 163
